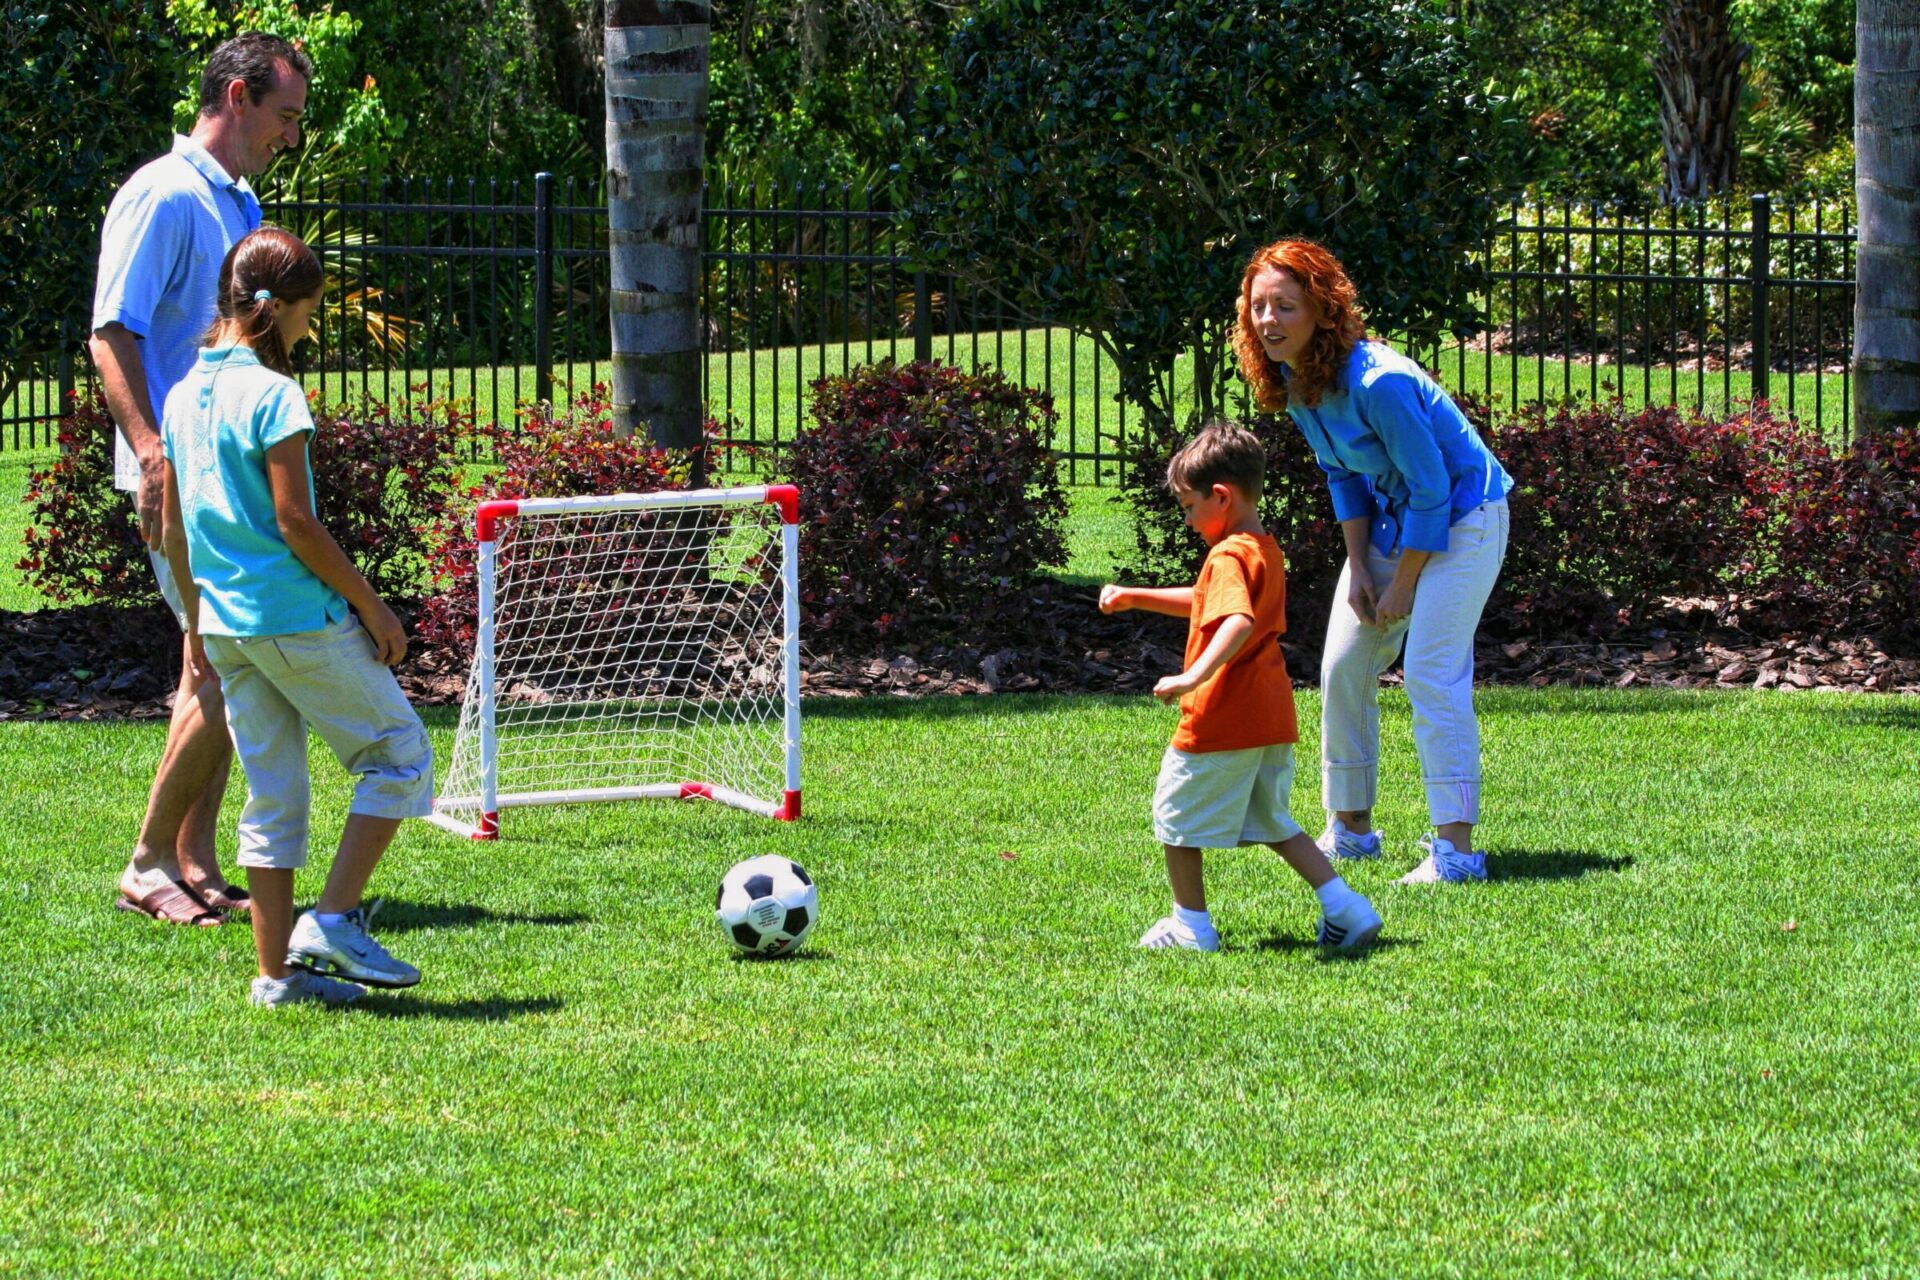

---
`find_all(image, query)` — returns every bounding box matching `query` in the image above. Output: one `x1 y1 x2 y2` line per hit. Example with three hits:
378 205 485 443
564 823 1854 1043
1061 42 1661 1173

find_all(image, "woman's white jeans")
1320 499 1509 828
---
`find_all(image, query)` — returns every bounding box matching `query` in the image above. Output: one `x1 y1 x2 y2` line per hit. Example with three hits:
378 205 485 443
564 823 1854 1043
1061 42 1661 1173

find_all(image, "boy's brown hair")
1166 420 1267 502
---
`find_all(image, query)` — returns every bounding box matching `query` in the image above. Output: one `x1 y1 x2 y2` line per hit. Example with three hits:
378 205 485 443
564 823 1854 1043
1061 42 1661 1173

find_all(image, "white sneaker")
288 907 420 988
1138 915 1220 952
1317 894 1383 949
1396 834 1488 885
250 969 366 1008
1317 819 1383 860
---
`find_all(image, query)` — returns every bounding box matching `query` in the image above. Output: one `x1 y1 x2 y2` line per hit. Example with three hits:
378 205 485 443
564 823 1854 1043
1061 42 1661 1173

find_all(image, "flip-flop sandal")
198 884 251 914
114 878 223 927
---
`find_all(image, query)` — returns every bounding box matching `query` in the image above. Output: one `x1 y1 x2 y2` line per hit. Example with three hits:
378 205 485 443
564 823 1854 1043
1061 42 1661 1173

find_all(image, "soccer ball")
715 855 818 957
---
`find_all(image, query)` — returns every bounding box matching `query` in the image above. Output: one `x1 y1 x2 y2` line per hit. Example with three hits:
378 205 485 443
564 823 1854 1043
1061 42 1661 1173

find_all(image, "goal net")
429 485 802 839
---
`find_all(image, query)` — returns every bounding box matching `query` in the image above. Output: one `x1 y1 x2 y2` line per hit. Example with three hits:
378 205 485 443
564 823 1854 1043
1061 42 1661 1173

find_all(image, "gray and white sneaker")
1396 834 1488 885
288 907 420 988
250 969 366 1008
1317 894 1383 949
1317 819 1384 860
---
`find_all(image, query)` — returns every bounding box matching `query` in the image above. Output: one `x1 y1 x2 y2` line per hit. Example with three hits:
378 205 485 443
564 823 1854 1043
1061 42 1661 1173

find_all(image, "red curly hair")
1232 239 1368 411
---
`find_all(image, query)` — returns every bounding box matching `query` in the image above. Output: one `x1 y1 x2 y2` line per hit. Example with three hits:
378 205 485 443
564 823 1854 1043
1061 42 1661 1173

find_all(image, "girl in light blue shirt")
1233 238 1512 885
161 226 430 1008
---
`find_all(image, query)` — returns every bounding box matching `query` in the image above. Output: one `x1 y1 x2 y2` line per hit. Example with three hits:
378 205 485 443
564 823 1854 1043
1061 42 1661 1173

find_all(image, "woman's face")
1247 268 1322 368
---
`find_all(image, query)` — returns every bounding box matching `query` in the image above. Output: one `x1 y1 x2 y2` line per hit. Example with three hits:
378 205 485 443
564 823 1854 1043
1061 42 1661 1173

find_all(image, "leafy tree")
0 0 185 402
903 0 1526 440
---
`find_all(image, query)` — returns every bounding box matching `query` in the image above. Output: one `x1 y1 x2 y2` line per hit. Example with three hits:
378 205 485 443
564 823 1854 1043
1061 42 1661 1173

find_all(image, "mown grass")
0 689 1916 1276
5 325 1853 478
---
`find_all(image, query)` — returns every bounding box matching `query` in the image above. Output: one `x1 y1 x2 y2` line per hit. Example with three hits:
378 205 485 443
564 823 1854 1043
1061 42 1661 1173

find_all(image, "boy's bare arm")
1154 613 1253 703
1099 584 1194 617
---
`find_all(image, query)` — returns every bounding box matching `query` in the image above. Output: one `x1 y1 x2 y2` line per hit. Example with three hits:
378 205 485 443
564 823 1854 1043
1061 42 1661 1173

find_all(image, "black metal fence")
2 181 1859 468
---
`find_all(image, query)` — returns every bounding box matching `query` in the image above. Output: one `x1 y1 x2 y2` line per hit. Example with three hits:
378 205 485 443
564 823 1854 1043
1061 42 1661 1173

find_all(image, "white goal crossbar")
428 485 802 839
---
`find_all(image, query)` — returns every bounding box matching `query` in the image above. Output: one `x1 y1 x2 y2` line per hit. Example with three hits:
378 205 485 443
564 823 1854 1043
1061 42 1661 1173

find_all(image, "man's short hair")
1167 419 1267 502
197 33 313 118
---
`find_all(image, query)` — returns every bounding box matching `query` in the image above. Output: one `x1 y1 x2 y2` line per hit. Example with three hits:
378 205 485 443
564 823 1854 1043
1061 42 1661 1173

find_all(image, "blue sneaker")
1317 819 1383 860
1396 834 1487 885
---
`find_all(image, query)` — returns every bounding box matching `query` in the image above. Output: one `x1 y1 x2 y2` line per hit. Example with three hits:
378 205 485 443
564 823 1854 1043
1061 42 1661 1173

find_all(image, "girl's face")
1247 268 1323 368
274 291 321 352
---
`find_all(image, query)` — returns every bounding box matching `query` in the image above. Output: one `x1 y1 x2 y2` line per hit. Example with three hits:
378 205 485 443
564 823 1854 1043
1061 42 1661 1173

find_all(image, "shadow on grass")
367 900 589 933
358 994 565 1021
730 947 835 965
1239 935 1420 962
1488 851 1633 881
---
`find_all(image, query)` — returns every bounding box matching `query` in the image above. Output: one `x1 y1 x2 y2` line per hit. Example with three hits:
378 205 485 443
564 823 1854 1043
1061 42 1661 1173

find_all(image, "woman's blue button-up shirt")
1284 341 1512 555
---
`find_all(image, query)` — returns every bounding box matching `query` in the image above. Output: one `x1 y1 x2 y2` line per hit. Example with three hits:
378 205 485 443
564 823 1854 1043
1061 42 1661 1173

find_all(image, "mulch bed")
3 585 1915 722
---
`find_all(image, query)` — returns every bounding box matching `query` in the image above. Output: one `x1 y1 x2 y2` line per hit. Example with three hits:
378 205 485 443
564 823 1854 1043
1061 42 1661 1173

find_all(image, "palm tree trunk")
1651 0 1750 203
605 0 710 445
1853 0 1920 436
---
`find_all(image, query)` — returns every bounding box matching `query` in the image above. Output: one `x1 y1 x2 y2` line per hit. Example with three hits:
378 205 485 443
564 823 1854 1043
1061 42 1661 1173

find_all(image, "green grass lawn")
1 688 1916 1276
5 327 1854 483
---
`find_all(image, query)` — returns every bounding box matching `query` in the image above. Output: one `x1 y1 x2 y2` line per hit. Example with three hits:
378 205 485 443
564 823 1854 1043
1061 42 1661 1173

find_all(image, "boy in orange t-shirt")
1101 422 1382 951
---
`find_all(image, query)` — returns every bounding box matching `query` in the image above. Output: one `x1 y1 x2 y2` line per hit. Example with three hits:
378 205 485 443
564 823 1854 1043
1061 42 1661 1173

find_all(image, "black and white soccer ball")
715 855 818 957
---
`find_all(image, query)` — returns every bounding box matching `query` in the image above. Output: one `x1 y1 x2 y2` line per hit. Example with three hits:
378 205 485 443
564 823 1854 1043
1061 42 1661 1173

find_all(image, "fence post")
57 318 76 416
534 171 555 406
1750 193 1770 404
913 270 932 364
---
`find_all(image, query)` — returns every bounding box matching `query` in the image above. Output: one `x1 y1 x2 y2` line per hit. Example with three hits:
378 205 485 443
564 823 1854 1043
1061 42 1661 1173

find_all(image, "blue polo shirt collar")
170 134 257 203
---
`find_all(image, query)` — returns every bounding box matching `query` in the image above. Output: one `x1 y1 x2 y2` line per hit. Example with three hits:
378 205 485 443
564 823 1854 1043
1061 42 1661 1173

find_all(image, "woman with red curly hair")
1235 239 1512 885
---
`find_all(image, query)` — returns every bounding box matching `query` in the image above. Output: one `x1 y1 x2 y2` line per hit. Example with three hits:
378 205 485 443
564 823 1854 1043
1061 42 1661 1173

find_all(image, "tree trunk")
605 0 710 445
1854 0 1920 436
1650 0 1750 203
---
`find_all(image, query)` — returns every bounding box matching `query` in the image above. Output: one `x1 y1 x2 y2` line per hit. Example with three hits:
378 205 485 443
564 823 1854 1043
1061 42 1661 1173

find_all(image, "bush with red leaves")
18 387 466 609
781 360 1069 644
415 385 711 653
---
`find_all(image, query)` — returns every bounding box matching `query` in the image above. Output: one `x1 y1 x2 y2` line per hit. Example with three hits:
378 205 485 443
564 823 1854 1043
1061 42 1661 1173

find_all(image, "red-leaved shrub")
781 360 1069 644
18 387 466 609
415 385 707 653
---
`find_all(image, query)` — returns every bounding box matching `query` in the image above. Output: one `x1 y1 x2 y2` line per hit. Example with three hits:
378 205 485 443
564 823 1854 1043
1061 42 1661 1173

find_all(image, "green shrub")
902 0 1525 440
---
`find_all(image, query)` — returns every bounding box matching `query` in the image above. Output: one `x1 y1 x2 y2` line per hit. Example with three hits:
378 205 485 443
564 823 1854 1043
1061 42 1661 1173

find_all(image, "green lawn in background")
5 327 1854 481
1 689 1915 1276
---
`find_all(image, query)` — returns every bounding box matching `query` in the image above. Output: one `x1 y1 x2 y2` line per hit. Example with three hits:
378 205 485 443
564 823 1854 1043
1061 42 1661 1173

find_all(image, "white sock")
314 911 350 927
1315 876 1358 913
1174 904 1215 936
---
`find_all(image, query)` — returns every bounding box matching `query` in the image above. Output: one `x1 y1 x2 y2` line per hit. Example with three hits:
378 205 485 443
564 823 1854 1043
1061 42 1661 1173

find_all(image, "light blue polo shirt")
162 345 347 637
1284 341 1513 555
93 135 262 490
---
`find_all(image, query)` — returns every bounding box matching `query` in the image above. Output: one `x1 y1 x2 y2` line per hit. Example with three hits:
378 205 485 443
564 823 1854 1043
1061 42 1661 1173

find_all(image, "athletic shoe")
249 969 365 1009
1137 915 1220 952
1317 894 1383 949
1317 819 1384 860
1395 834 1488 885
288 907 421 988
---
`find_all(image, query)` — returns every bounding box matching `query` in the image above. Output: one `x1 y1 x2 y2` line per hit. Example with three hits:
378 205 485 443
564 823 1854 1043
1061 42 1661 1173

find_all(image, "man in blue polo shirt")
91 33 311 925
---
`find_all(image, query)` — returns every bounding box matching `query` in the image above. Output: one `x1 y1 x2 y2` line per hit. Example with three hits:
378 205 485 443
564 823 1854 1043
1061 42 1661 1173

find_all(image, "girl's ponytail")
209 226 323 376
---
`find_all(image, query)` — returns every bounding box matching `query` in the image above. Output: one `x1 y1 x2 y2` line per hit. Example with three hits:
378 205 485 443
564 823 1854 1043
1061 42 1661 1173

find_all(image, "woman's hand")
361 600 410 667
1346 561 1379 626
1375 577 1417 627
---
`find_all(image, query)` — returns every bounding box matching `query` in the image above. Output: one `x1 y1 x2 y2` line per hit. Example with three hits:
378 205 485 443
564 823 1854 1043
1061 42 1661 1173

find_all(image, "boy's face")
1175 483 1234 545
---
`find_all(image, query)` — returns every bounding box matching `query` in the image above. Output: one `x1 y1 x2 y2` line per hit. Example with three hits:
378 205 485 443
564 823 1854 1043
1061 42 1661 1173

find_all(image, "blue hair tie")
253 288 273 303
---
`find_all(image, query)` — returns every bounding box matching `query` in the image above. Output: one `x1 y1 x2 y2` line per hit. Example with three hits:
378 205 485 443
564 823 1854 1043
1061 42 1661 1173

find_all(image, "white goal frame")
427 484 802 840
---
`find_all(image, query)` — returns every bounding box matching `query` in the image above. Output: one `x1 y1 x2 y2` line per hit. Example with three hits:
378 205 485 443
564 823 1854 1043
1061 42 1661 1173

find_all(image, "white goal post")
428 485 802 840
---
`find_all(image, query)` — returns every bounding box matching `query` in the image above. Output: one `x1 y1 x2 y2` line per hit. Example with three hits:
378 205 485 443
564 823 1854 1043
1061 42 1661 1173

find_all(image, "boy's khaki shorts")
1152 742 1304 850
